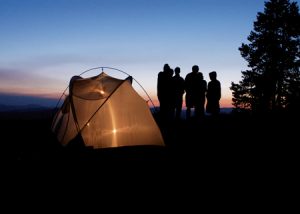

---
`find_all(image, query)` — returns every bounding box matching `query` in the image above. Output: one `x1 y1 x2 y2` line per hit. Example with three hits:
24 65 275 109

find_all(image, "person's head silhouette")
175 67 180 75
163 64 170 72
168 68 174 77
209 71 217 81
192 65 199 73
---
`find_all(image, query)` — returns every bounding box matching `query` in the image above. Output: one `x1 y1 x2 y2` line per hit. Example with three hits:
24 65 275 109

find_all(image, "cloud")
2 52 164 72
0 67 51 84
0 68 23 81
1 55 91 70
0 67 66 94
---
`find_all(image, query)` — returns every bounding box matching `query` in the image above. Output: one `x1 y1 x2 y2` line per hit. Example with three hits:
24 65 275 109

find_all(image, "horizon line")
0 91 233 108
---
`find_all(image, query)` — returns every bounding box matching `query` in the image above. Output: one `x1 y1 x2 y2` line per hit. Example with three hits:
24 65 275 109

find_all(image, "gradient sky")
1 0 298 107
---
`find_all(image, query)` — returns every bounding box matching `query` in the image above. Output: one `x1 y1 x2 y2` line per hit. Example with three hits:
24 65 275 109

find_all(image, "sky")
1 0 298 107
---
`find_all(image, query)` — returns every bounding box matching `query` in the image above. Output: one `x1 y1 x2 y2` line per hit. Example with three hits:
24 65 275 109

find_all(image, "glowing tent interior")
52 69 164 149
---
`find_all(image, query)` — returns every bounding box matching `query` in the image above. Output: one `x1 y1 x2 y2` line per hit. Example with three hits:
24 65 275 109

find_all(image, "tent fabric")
52 72 164 149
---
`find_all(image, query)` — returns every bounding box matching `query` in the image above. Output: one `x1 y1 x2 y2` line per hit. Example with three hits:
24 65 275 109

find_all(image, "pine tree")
231 0 300 113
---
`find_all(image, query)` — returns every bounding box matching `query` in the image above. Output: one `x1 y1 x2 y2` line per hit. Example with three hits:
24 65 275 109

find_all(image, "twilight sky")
1 0 297 107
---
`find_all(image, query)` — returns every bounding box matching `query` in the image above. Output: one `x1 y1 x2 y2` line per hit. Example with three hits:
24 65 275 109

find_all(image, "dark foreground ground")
1 110 297 207
1 110 298 168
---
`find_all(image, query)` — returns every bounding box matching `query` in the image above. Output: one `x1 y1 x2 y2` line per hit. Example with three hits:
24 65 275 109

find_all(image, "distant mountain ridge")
0 92 58 107
1 104 233 115
0 104 52 112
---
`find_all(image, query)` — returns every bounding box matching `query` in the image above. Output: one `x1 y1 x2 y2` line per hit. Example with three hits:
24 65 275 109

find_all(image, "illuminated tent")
52 72 164 149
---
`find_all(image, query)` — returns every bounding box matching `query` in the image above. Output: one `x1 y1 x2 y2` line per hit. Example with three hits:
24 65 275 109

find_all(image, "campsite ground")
2 111 296 209
1 109 297 168
2 109 298 199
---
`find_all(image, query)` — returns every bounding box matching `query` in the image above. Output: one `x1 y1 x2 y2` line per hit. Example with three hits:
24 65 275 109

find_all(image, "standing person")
206 71 221 116
157 63 174 122
166 67 174 120
172 67 185 120
196 72 207 119
185 65 204 119
185 66 197 119
157 64 169 120
185 65 207 120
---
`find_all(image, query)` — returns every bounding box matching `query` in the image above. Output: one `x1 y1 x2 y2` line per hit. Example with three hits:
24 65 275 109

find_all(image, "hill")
0 92 58 107
0 104 51 112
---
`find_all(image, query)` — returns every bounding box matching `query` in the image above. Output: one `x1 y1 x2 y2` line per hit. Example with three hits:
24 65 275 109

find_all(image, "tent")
52 71 164 149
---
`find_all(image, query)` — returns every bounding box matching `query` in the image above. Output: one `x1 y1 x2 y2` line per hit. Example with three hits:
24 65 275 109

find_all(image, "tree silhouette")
231 0 300 113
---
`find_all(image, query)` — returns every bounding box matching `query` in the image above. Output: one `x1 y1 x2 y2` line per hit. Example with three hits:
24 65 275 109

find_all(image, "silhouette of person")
206 71 221 116
157 64 173 121
166 68 175 120
172 67 185 120
185 65 207 120
196 72 207 118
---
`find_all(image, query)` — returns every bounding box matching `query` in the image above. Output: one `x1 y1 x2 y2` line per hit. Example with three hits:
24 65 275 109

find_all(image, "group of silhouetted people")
157 64 221 122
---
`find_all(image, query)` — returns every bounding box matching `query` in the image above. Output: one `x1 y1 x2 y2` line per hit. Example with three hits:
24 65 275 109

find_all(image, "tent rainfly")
52 72 164 149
